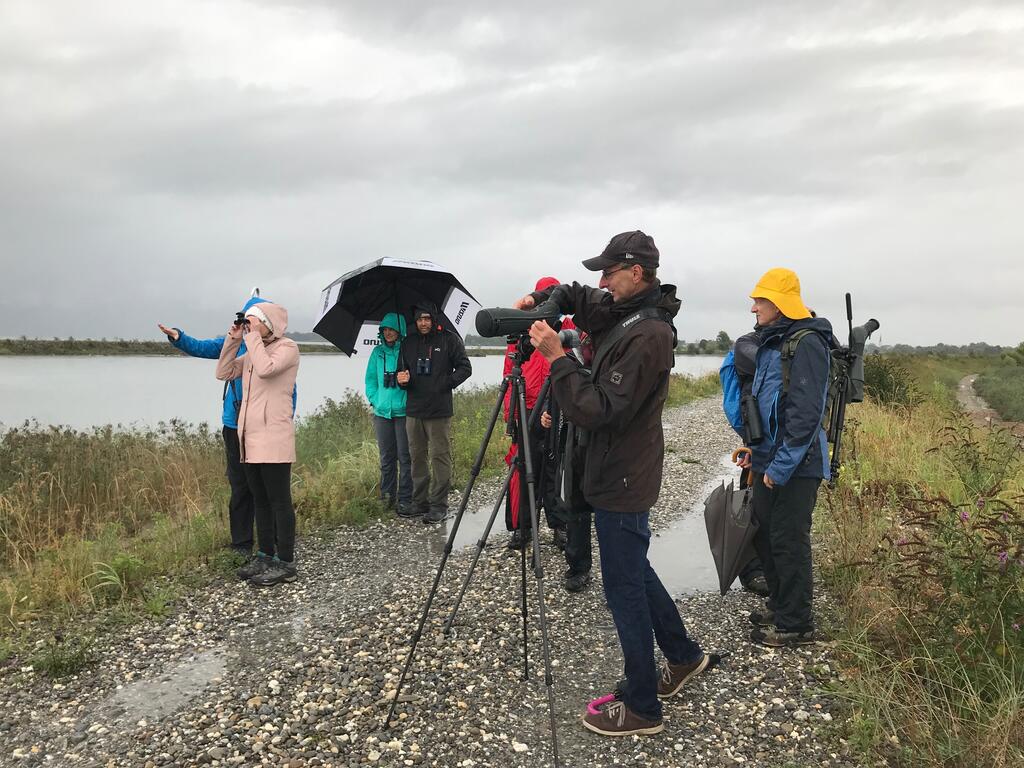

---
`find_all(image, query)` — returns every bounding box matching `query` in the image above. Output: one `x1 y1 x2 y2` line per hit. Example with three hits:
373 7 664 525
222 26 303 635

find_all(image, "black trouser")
751 474 820 632
564 508 592 576
242 463 296 563
222 426 255 552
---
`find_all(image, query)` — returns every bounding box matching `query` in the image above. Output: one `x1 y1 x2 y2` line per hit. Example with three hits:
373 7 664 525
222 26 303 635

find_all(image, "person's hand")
763 473 776 489
731 446 752 469
540 411 552 429
227 323 244 340
528 320 565 363
158 324 180 342
513 295 536 310
245 316 266 338
396 370 411 386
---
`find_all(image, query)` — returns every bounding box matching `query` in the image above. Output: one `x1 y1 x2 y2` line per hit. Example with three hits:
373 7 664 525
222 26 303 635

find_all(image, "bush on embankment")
818 355 1024 767
0 374 718 643
976 366 1024 422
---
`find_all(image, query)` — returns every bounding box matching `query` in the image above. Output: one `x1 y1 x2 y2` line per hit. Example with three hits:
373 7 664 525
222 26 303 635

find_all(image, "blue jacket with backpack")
169 295 296 429
721 317 834 485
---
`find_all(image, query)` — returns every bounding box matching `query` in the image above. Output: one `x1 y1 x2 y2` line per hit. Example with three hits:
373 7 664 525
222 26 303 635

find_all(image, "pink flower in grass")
960 510 970 522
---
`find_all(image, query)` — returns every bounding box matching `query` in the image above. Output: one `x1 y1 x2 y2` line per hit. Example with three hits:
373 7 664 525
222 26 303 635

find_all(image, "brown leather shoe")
581 700 664 736
657 653 710 699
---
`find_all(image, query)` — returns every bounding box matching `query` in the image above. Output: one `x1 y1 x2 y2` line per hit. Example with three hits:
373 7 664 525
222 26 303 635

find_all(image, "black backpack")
780 328 846 441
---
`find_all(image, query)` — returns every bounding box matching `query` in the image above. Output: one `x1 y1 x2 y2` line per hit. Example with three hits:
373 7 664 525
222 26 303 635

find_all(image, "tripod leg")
521 520 529 680
384 376 511 729
442 465 514 634
516 383 561 767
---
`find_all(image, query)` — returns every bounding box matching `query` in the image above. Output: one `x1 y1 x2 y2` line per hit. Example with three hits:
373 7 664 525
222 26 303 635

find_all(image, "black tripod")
384 337 561 767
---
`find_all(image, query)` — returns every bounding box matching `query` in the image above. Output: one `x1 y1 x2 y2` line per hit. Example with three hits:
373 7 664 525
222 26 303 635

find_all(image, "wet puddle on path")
649 454 741 595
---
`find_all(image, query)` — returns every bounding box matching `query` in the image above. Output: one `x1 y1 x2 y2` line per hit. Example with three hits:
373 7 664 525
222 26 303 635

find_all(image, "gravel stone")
0 397 851 767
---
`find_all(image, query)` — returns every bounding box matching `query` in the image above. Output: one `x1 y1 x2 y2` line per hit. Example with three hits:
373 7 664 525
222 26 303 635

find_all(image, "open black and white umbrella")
313 258 481 356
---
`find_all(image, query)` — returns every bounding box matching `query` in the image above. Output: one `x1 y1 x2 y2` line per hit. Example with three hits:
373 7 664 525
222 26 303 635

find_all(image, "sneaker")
740 574 770 597
250 560 298 588
396 503 420 518
422 507 446 524
507 529 532 550
581 700 664 737
750 626 816 647
564 570 591 593
657 653 711 698
236 553 272 581
749 609 775 627
552 528 568 550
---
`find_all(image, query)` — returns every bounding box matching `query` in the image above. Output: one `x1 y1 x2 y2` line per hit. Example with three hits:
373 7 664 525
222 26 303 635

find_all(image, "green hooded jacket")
364 312 408 418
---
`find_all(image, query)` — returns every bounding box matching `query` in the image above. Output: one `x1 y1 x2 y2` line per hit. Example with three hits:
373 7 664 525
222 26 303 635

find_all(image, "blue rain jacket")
750 317 834 485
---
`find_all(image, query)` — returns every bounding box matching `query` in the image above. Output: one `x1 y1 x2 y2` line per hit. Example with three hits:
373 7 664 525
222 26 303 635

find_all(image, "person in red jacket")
502 277 573 550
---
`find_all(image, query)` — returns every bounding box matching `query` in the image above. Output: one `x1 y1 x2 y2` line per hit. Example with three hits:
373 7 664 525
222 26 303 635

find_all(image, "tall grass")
2 374 716 634
818 356 1024 767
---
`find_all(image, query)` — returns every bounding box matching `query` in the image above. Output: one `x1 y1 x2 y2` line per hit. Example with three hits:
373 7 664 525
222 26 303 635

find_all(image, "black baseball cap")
582 230 660 271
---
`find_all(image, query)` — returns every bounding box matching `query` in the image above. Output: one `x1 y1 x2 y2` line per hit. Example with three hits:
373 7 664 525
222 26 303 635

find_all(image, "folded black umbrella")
703 475 759 596
313 258 481 356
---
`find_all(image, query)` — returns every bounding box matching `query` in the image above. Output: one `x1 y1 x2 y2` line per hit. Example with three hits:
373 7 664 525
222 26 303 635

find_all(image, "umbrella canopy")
703 478 759 596
313 258 481 356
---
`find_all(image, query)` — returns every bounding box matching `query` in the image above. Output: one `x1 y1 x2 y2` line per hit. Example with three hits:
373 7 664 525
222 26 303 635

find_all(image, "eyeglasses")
600 264 632 280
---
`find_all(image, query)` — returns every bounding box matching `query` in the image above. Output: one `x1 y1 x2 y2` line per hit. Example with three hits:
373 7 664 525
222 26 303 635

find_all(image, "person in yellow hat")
737 267 833 647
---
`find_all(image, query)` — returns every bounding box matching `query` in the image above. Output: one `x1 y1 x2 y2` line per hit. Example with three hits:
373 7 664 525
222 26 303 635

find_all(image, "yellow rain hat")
749 268 811 320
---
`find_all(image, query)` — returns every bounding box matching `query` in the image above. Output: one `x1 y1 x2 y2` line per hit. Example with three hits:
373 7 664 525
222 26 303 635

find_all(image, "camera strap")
591 307 675 376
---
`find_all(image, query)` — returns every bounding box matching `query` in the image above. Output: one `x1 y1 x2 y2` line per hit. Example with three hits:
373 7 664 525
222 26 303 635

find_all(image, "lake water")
0 354 724 430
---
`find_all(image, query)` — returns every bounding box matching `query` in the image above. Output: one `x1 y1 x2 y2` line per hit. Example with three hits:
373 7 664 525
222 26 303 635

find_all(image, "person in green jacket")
365 313 414 517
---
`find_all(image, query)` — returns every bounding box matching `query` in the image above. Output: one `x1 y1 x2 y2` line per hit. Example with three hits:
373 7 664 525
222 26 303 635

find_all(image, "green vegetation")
976 368 1024 421
975 344 1024 422
0 372 716 671
819 355 1024 767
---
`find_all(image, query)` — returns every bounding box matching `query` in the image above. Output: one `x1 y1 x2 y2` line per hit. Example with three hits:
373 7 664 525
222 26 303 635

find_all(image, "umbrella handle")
731 447 753 489
731 447 751 464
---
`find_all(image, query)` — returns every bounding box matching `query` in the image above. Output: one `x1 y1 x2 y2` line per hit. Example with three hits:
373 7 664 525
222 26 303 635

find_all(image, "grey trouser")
374 416 412 506
406 416 453 513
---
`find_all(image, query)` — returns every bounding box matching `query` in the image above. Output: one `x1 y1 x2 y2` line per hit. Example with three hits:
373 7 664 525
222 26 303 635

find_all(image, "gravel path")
1 397 853 768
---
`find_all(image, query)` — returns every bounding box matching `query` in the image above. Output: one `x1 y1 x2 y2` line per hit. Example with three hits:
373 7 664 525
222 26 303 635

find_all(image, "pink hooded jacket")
216 302 300 463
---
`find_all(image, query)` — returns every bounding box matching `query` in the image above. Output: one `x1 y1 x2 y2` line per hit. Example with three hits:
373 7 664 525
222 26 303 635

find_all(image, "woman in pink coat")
216 301 300 587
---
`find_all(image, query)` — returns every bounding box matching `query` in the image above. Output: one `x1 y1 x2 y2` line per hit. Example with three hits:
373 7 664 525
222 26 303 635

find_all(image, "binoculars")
383 371 398 388
415 358 432 375
233 311 248 328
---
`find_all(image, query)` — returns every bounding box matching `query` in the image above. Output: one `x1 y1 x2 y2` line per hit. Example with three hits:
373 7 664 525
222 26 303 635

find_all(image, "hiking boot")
564 570 591 593
748 609 775 627
396 503 420 518
581 699 664 737
657 653 711 698
750 626 816 647
236 552 272 581
507 529 532 550
422 507 446 524
740 574 770 597
552 528 568 550
249 560 298 588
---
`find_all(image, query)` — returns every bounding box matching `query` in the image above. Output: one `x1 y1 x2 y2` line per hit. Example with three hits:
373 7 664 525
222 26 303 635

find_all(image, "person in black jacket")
396 302 473 523
516 231 711 738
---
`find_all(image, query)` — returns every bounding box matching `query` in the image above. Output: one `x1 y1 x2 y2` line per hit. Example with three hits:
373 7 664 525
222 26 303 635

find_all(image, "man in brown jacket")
518 230 710 737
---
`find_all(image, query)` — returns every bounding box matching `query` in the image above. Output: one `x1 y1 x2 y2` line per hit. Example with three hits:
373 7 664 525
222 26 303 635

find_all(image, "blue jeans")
594 508 703 721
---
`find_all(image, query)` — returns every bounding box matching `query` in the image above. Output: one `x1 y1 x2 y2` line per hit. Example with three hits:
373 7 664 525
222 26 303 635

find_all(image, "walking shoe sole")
657 653 711 699
757 634 816 647
249 574 298 588
580 716 664 736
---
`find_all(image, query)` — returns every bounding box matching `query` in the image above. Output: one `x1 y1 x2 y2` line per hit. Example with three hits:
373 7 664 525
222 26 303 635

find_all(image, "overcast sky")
1 1 1021 346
